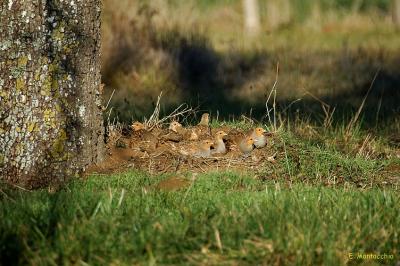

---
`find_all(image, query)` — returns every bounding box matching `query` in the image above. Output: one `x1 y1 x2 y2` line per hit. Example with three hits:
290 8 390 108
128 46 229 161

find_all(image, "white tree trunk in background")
393 0 400 28
243 0 261 36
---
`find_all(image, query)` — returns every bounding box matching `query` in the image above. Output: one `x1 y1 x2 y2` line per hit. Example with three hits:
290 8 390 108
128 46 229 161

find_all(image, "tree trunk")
393 0 400 28
0 0 104 189
243 0 261 36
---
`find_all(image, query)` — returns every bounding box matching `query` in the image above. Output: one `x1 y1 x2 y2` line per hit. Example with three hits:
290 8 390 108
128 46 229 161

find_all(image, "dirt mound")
86 126 278 176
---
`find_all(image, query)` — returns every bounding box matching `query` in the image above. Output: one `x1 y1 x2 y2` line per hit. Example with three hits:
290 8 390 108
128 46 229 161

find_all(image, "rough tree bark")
0 0 104 188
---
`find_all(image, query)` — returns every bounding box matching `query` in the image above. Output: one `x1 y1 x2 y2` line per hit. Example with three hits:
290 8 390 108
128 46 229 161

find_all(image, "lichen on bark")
0 0 104 189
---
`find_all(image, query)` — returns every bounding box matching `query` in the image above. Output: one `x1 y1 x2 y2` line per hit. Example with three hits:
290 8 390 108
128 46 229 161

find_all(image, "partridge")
158 121 184 142
130 121 158 150
191 113 211 140
212 130 228 155
250 127 268 148
224 128 246 151
168 121 198 141
179 140 214 158
130 122 156 140
192 140 214 158
131 121 145 132
198 113 210 126
239 136 255 154
169 121 183 133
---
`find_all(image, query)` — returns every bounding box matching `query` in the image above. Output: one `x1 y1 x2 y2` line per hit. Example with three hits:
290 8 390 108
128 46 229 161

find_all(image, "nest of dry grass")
88 123 279 176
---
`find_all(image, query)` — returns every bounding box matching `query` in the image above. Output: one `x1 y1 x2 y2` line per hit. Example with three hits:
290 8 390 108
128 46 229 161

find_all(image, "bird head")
215 130 228 140
254 127 266 136
201 140 214 149
131 122 145 131
169 121 183 132
247 137 255 146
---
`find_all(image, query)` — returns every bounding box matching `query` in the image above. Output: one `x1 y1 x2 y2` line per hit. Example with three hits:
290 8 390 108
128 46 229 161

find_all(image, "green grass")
2 118 398 265
2 2 398 263
1 169 399 265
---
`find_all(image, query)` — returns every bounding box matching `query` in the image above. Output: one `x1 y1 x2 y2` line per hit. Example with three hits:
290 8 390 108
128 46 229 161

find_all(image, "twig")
144 91 196 131
9 183 31 192
375 86 384 128
304 90 329 108
265 62 279 131
346 69 380 135
357 134 372 159
281 98 302 114
155 104 195 128
145 91 163 129
214 228 223 252
240 115 254 125
304 90 335 128
105 89 115 110
107 107 114 124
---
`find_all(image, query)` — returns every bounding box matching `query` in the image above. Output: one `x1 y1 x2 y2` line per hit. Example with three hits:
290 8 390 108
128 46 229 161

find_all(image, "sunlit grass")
1 170 399 265
1 118 399 264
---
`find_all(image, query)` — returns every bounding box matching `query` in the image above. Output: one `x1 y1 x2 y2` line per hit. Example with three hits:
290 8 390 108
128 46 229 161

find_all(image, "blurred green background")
100 0 399 126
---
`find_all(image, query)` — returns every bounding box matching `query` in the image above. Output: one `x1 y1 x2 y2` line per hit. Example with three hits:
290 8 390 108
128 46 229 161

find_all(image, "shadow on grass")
0 186 98 265
0 232 23 265
102 24 400 129
155 30 271 117
270 67 400 129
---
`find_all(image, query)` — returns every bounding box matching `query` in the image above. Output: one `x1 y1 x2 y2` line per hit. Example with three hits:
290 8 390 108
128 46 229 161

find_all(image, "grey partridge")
250 127 268 148
211 130 228 155
239 136 255 154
